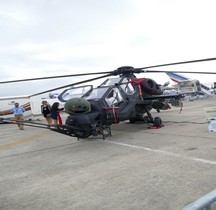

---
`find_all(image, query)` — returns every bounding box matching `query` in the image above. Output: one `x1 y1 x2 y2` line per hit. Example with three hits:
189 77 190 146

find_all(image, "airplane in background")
0 95 64 122
166 72 213 96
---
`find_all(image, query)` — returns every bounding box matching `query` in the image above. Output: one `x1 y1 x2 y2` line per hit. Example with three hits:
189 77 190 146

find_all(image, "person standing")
41 100 52 125
50 102 64 125
10 102 25 130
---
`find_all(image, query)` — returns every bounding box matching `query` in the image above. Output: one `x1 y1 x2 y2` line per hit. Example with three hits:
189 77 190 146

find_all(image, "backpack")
41 105 51 117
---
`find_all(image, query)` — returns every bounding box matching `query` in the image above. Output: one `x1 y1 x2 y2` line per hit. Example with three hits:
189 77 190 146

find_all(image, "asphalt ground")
1 97 216 210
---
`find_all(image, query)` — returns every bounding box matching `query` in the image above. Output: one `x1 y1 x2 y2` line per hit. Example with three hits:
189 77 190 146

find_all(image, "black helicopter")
1 58 216 139
57 66 184 139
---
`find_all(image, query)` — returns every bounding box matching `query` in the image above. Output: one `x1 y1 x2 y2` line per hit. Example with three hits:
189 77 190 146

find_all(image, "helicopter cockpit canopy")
99 77 121 87
105 87 124 106
58 85 93 102
85 76 134 106
100 77 135 95
84 87 109 100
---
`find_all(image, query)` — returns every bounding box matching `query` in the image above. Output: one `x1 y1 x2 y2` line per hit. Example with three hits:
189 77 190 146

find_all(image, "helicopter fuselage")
58 73 183 139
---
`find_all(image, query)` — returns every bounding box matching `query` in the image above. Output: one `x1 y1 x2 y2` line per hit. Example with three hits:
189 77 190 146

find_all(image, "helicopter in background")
1 58 216 139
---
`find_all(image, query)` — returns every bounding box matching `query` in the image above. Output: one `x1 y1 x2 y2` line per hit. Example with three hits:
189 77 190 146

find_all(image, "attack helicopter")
57 66 184 139
1 58 216 139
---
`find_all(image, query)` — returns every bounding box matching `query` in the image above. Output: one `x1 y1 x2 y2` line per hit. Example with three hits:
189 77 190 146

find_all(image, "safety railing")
182 188 216 210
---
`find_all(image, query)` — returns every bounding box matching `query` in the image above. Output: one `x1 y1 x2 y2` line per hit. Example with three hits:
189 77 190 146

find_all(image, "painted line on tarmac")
0 131 49 151
107 141 216 165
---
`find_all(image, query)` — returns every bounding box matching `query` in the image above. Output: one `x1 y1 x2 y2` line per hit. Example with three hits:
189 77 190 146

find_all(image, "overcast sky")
1 0 216 97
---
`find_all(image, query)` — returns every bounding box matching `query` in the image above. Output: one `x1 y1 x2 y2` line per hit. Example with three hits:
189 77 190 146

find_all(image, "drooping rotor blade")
29 73 112 97
136 57 216 71
0 71 112 84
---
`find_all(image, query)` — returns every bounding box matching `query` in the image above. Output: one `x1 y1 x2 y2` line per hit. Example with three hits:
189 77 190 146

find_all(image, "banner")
204 107 216 132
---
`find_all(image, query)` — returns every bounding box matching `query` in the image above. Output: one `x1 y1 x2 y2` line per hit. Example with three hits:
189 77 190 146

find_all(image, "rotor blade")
140 70 216 74
2 57 216 84
136 57 216 71
0 71 112 84
29 73 112 97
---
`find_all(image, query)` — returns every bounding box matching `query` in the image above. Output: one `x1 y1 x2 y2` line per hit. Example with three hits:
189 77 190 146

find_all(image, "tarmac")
1 97 216 210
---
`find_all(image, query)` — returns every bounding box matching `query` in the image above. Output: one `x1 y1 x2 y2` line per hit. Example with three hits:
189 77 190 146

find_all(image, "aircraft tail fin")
166 72 189 83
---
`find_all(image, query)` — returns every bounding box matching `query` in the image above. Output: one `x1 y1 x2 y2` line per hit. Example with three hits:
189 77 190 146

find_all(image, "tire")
129 119 136 123
141 79 162 95
153 117 162 127
141 79 155 94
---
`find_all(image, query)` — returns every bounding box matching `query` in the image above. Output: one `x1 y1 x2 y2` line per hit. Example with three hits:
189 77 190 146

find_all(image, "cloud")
0 0 216 97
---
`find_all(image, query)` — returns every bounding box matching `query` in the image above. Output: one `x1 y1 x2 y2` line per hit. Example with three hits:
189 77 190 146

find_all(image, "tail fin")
166 72 189 83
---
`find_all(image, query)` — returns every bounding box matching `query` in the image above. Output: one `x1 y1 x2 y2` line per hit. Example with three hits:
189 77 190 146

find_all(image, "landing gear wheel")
153 117 162 127
129 119 135 123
